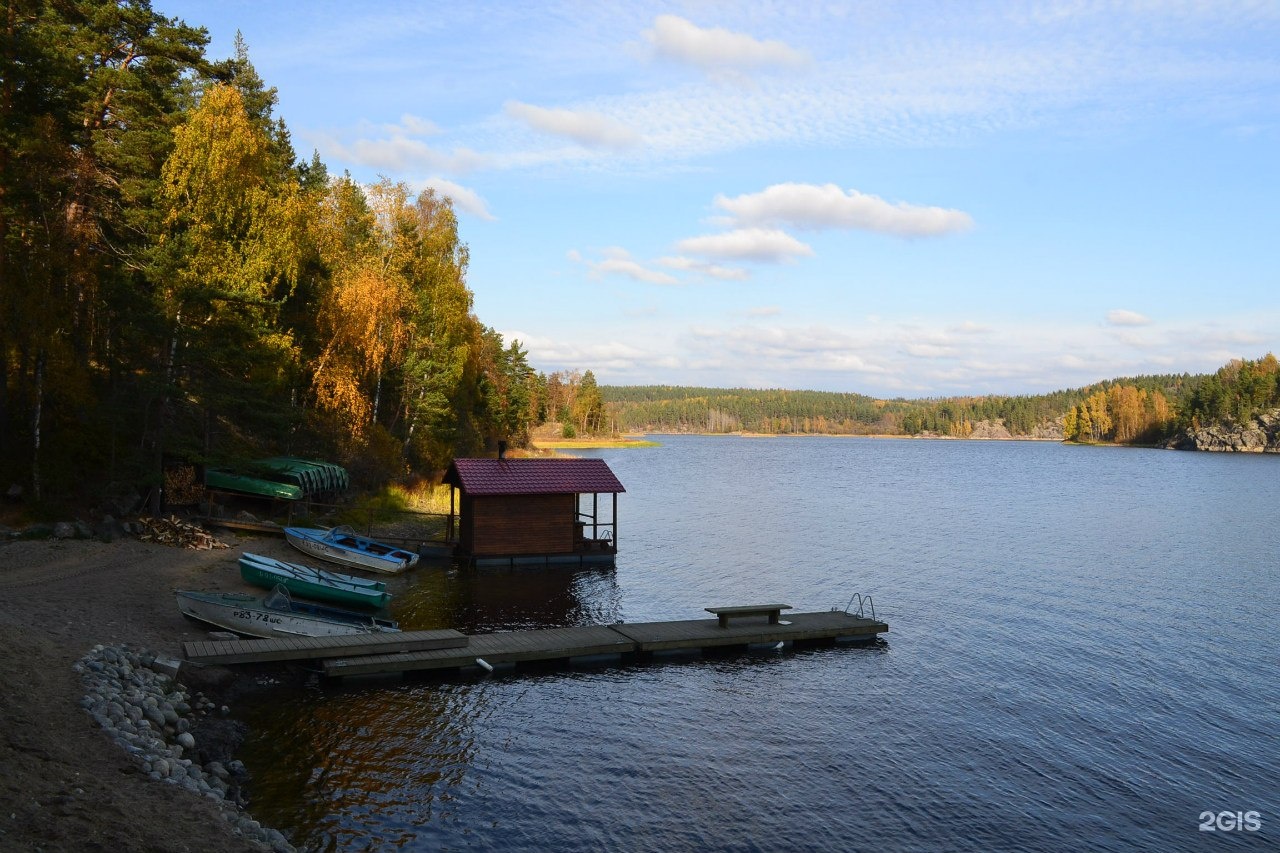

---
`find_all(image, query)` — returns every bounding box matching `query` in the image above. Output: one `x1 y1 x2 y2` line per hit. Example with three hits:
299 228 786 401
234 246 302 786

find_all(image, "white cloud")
296 4 1280 183
683 324 889 376
510 331 680 373
1110 329 1157 348
644 14 809 75
748 306 781 317
903 342 957 358
515 309 1279 396
416 178 495 221
1106 309 1152 326
675 228 813 262
570 247 678 285
1180 326 1267 348
391 114 440 136
656 255 750 281
504 101 641 149
596 259 678 285
715 183 974 237
330 135 488 174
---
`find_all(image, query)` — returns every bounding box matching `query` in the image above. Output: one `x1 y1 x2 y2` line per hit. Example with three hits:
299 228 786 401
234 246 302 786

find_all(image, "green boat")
205 469 302 501
256 457 349 496
238 552 392 610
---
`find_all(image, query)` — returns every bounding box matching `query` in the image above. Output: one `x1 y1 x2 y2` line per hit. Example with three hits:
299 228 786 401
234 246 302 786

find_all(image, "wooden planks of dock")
613 610 882 652
180 610 888 678
181 629 468 666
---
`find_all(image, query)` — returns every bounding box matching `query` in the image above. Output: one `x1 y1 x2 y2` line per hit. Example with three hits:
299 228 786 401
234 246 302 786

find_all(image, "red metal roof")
444 458 626 496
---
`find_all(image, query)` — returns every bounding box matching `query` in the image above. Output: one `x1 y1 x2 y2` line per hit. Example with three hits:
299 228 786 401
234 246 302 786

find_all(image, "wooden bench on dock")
705 604 792 628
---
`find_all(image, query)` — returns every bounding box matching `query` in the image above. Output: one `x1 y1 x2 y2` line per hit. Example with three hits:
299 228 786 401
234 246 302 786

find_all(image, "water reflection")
388 564 622 633
239 561 624 849
242 681 491 852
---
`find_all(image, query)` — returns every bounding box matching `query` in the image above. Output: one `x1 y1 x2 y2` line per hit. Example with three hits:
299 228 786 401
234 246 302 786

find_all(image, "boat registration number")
232 609 283 625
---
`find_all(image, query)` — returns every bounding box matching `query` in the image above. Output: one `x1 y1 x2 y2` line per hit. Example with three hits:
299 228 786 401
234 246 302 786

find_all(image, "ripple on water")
239 438 1280 852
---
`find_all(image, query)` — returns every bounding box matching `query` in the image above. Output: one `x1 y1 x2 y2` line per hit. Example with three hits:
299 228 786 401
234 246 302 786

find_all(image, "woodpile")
136 516 228 550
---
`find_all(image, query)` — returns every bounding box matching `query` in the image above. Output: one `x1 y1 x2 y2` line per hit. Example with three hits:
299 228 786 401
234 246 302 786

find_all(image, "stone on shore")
1168 409 1280 452
75 643 296 852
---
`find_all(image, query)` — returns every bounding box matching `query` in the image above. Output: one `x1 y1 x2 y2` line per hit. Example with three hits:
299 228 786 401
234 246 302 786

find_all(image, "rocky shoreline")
1166 410 1280 453
0 536 313 852
75 644 294 851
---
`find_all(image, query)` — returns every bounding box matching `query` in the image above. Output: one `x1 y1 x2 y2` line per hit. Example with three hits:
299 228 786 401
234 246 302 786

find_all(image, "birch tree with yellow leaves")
308 176 412 446
150 82 305 497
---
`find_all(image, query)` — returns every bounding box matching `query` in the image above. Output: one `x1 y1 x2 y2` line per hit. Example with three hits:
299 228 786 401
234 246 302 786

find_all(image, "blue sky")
159 1 1279 397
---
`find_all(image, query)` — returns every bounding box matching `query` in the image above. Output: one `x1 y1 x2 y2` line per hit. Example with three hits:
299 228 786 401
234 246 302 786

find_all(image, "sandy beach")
0 532 301 852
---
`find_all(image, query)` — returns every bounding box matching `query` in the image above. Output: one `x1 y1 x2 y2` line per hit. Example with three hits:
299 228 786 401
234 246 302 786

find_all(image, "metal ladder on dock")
836 592 876 621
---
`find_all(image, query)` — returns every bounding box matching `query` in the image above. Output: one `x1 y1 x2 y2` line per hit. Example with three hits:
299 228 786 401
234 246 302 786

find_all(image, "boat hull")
238 552 391 609
205 469 303 501
284 526 419 574
175 590 398 639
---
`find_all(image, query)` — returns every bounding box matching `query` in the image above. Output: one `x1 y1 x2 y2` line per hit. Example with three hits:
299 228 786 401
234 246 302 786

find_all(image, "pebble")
76 644 296 853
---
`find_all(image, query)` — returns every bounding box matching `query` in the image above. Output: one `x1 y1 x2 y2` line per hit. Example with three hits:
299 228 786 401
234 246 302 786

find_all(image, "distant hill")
600 359 1279 446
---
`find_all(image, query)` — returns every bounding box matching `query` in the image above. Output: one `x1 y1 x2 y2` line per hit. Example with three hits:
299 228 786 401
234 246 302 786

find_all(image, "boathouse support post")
449 485 456 543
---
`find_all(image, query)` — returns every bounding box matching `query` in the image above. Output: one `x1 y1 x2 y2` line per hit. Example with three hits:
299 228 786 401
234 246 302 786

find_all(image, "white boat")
175 586 400 639
283 525 419 574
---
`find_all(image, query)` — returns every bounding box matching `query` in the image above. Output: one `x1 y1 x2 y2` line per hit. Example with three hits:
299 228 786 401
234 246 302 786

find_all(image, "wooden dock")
181 629 468 665
181 610 888 678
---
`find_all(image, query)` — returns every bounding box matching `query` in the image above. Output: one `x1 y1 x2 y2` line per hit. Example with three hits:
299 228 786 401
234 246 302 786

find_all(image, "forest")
602 354 1280 445
1 2 547 510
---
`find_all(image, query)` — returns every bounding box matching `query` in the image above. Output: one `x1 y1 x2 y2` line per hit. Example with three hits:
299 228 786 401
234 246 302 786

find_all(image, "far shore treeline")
3 5 1277 515
600 354 1280 443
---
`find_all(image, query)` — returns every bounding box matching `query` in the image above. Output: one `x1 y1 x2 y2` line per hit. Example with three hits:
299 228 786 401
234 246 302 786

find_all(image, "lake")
238 436 1279 852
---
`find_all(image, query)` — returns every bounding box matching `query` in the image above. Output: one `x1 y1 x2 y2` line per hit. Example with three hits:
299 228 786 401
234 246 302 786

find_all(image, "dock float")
181 610 887 678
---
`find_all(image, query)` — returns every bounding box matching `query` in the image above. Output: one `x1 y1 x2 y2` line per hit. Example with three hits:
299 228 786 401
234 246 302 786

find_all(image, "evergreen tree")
0 0 206 500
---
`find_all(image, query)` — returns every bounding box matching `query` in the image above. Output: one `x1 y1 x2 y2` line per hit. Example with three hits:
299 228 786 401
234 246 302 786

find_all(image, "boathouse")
442 456 625 566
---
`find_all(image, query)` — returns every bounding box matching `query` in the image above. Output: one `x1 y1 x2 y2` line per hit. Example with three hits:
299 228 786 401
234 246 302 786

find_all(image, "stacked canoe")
204 457 349 502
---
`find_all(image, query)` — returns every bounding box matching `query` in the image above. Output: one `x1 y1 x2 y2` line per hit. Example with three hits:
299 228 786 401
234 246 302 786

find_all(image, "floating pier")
181 609 887 679
180 629 469 666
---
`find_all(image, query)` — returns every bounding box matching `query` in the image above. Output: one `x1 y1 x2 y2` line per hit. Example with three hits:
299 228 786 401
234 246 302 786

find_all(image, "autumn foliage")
0 7 537 507
1062 386 1174 444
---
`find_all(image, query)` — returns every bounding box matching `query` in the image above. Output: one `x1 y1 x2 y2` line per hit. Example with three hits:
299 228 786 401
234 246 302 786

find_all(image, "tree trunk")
150 320 182 516
0 1 13 460
0 351 8 459
31 350 44 504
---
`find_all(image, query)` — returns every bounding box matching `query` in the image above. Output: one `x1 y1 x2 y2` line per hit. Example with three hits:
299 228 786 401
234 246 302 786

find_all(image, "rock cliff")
968 420 1012 440
1167 410 1280 452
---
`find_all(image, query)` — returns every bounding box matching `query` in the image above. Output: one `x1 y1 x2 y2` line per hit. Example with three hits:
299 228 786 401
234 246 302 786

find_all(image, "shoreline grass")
532 437 662 449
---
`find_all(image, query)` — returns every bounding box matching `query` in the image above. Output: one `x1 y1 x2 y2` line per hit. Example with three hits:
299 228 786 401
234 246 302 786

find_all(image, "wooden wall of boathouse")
460 493 576 556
